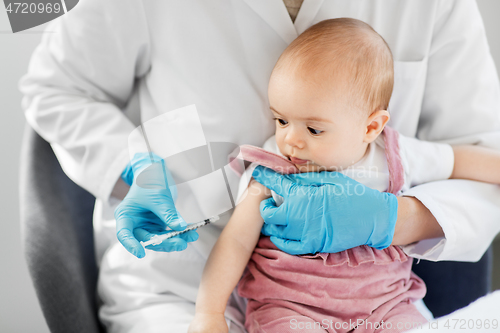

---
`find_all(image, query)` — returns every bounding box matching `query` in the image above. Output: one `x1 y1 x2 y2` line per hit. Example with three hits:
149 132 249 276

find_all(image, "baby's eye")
277 118 288 126
308 127 323 135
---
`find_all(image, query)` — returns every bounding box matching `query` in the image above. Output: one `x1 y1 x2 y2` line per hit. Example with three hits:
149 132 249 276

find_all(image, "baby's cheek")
274 132 287 153
314 149 341 170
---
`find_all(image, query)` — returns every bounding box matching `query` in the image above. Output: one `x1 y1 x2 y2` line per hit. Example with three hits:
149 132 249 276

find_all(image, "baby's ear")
364 110 390 143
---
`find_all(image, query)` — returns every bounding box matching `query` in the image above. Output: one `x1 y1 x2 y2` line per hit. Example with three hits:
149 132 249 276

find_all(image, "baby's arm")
188 180 271 333
450 145 500 184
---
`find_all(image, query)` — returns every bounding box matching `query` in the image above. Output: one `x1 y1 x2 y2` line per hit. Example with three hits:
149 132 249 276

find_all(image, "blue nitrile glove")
115 152 199 258
252 165 398 255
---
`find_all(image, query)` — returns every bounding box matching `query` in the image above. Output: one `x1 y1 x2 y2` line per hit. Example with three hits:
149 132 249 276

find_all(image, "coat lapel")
294 0 324 34
243 0 325 44
243 0 298 44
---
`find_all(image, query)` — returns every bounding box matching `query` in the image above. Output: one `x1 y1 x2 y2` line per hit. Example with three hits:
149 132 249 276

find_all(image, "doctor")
21 0 500 332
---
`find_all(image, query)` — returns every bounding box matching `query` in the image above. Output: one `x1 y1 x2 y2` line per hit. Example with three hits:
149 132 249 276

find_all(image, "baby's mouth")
289 156 309 165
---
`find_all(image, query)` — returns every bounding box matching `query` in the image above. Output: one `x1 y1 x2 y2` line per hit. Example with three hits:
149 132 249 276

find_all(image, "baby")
189 18 500 333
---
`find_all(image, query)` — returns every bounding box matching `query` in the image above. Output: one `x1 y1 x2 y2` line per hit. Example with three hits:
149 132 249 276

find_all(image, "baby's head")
269 18 394 172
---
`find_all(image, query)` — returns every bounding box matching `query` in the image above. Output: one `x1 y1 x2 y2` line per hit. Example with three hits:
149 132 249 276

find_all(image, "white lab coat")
20 0 500 331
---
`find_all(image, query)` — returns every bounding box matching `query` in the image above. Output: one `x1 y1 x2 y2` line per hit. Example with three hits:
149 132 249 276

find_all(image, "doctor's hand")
115 152 198 258
252 166 398 255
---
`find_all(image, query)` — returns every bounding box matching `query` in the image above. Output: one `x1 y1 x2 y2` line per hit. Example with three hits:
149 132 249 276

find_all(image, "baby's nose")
284 127 305 149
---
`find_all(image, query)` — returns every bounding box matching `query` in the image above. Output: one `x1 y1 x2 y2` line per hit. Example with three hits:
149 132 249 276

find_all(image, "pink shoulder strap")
229 127 404 195
383 126 405 195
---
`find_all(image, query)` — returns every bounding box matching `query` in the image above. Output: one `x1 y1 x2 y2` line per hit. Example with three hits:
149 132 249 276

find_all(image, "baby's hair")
273 18 394 115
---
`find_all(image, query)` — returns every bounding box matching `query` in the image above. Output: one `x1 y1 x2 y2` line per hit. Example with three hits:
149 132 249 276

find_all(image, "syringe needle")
141 215 219 247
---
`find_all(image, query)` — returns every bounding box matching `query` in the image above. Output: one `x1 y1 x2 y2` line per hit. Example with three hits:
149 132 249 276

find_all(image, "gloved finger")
178 230 199 243
140 224 167 234
138 229 198 252
136 160 177 191
149 198 187 231
133 227 161 243
145 237 189 252
270 236 304 255
252 165 296 197
260 223 297 240
131 211 172 231
160 159 179 201
286 171 349 186
259 198 287 225
153 229 198 250
129 152 160 175
115 205 146 258
116 225 145 259
134 161 165 190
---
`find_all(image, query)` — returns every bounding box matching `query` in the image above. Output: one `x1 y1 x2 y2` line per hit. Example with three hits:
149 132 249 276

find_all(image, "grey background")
1 1 500 332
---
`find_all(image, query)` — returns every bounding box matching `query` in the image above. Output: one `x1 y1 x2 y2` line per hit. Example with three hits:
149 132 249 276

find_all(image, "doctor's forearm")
391 196 444 246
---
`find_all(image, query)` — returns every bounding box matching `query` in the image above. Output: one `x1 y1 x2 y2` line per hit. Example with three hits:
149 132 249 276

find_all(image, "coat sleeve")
20 0 151 201
400 0 500 261
398 135 454 189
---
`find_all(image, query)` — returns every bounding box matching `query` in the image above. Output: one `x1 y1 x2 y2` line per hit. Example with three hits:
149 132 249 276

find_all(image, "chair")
19 126 104 333
412 247 492 318
19 125 492 331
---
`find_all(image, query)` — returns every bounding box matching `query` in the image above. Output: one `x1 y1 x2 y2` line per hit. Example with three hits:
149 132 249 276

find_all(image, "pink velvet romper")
234 127 428 333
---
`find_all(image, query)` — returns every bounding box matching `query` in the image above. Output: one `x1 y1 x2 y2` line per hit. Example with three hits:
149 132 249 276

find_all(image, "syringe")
141 215 220 247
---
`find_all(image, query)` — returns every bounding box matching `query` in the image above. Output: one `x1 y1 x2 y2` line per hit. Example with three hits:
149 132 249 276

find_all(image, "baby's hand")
188 312 228 333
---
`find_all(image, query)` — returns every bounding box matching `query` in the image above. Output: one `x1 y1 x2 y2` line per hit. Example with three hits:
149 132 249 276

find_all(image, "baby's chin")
295 163 338 173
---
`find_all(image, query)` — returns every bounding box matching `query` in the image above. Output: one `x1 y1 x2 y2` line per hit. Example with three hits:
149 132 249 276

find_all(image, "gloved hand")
252 165 398 255
115 152 198 258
